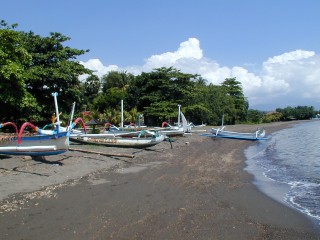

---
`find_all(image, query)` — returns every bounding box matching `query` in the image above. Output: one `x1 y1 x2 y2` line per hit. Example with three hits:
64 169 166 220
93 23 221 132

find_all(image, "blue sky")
2 0 320 110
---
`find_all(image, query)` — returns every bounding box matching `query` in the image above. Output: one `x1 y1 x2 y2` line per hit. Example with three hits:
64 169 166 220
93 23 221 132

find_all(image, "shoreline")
1 120 320 239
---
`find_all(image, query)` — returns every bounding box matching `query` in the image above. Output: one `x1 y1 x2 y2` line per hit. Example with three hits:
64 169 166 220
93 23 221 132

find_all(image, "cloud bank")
80 38 320 110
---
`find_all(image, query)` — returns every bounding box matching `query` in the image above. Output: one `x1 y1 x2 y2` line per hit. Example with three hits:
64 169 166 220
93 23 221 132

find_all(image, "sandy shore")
0 121 319 239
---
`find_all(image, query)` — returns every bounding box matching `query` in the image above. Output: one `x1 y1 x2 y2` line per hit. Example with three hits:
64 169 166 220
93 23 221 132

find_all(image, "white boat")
209 126 267 141
70 130 165 148
152 111 189 137
186 122 207 133
153 125 185 137
0 122 69 156
0 93 71 156
202 114 267 141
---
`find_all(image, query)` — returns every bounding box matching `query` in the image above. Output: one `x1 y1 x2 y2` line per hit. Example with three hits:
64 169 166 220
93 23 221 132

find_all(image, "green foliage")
144 101 178 124
125 107 139 124
21 31 91 119
101 70 133 92
199 84 236 125
84 74 100 99
261 112 282 123
103 108 121 125
2 21 317 127
19 92 43 122
125 67 197 112
276 106 315 121
221 77 248 124
0 21 33 120
0 21 92 122
247 109 263 123
184 104 210 124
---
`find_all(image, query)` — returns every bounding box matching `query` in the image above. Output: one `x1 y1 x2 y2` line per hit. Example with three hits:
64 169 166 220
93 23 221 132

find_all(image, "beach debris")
0 183 66 213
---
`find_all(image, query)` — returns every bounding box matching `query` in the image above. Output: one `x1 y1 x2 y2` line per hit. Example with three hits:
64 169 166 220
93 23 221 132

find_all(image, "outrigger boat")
0 93 86 156
209 126 267 140
153 111 190 137
70 130 165 148
0 121 69 156
70 105 193 147
203 115 267 141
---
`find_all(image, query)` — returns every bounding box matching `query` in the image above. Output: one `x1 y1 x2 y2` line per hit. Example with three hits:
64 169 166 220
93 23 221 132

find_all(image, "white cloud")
231 67 262 94
258 50 320 108
80 59 119 79
265 50 315 64
143 38 203 71
80 39 320 110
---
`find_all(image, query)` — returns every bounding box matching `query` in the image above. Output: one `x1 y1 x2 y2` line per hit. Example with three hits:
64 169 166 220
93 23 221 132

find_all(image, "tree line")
1 21 317 127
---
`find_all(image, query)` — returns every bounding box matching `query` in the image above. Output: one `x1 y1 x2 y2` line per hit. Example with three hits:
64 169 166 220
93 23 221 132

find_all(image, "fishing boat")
187 122 207 133
0 93 84 156
99 106 190 137
70 130 165 148
209 126 267 140
0 121 70 156
203 114 267 141
152 111 190 137
153 122 185 137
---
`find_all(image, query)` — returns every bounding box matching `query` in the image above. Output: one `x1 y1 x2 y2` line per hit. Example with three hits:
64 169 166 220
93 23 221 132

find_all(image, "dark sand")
1 121 319 239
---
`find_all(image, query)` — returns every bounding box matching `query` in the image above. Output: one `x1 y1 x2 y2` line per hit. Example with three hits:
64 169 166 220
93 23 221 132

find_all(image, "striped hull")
70 134 165 148
0 132 69 156
210 128 267 141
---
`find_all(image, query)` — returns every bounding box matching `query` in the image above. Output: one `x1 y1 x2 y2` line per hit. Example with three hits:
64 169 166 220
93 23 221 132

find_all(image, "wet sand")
1 121 319 239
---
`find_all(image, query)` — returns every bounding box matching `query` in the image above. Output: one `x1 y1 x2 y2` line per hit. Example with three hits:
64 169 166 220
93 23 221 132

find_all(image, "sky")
2 0 320 111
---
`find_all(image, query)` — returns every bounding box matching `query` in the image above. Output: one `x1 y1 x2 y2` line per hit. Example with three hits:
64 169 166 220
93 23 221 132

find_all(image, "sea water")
245 121 320 226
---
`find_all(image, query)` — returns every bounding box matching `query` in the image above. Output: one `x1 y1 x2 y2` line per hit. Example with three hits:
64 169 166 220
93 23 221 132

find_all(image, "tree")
21 31 92 120
247 109 263 123
183 78 209 124
221 77 248 124
262 111 282 123
0 21 36 121
276 106 315 121
101 71 133 93
125 67 198 119
125 107 139 125
103 108 121 126
143 101 178 125
201 84 235 125
83 74 100 104
184 104 210 124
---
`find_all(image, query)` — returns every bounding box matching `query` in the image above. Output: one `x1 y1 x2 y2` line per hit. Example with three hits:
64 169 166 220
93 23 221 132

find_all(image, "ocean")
245 120 320 226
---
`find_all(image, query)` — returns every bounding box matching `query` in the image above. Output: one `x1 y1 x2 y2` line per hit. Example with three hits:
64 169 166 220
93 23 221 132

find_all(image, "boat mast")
68 102 76 131
121 99 124 128
178 104 181 126
52 92 60 132
221 114 224 128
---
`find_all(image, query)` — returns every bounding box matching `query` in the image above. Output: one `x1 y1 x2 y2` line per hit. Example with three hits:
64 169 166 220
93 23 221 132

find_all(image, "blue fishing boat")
203 114 267 141
209 126 267 141
0 93 75 156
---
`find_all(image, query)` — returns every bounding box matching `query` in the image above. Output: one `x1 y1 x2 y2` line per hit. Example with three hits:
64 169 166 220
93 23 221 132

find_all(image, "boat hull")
209 128 267 141
0 132 69 156
70 134 165 148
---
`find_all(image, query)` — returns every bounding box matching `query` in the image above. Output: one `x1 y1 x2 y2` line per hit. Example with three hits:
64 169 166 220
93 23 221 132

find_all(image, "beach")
0 121 319 239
